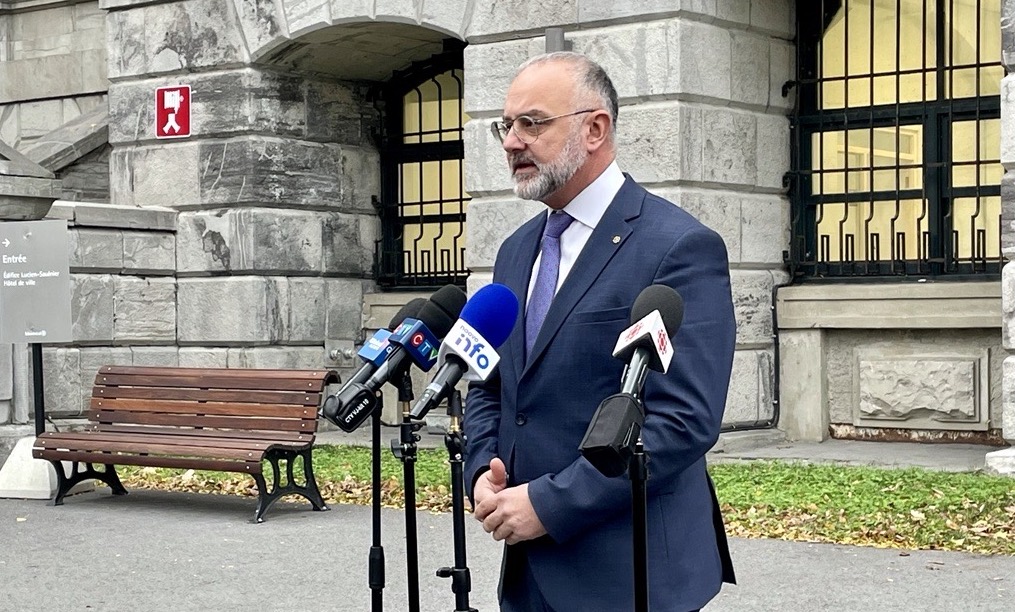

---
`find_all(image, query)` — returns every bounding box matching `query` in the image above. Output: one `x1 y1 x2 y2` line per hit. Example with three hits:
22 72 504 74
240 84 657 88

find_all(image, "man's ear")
586 111 612 152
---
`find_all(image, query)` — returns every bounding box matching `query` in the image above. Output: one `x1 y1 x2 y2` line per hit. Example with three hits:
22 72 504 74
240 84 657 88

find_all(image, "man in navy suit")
464 52 737 612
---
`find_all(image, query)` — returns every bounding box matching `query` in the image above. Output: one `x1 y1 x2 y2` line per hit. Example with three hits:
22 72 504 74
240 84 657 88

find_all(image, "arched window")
376 43 470 288
789 0 1004 278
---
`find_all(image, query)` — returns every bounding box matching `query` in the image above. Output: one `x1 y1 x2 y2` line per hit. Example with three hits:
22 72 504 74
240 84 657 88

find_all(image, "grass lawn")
117 445 1015 556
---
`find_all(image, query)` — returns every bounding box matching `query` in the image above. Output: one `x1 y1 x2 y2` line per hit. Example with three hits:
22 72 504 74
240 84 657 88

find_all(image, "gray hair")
517 52 619 133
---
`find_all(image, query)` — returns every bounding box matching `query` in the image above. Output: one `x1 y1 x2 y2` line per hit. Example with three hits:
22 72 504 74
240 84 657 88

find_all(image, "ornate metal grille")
788 0 1004 279
376 45 470 288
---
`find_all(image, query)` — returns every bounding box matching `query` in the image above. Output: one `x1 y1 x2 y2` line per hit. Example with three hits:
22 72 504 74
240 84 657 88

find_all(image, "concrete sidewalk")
1 490 1013 612
2 429 1011 611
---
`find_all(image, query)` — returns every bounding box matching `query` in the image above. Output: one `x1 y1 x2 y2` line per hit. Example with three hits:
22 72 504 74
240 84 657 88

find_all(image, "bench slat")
38 431 307 452
90 397 318 418
90 410 315 432
97 365 334 381
91 386 323 406
94 373 325 392
91 424 314 444
35 435 272 461
32 449 260 474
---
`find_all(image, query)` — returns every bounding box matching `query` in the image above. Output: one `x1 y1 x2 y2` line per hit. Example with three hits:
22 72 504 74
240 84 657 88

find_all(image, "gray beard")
512 133 588 202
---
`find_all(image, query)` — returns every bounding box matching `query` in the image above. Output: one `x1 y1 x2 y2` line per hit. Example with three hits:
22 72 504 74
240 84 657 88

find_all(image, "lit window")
790 0 1003 278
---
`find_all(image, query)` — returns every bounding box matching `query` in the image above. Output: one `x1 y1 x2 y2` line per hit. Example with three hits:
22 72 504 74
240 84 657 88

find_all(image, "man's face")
501 62 589 203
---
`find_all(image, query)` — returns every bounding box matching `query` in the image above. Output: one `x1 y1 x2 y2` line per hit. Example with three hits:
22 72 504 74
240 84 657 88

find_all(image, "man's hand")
476 483 547 545
473 457 508 513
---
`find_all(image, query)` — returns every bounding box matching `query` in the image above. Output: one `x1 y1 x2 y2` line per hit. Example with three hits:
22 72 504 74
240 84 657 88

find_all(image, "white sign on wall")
0 220 72 344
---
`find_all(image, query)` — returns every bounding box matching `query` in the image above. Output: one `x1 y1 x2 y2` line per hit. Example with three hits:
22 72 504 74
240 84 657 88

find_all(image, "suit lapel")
522 177 645 378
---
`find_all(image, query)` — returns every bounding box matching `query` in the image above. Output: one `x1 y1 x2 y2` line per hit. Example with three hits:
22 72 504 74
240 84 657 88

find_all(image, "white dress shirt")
526 160 626 306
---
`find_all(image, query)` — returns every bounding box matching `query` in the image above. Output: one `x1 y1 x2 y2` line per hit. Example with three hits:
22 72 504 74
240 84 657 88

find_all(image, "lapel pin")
612 235 621 244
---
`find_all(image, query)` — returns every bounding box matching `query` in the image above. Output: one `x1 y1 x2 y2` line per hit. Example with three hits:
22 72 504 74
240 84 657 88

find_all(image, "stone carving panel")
855 352 989 431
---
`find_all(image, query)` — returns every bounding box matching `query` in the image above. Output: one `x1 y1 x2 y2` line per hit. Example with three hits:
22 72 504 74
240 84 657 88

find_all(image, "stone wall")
4 0 798 436
992 0 1015 472
0 1 107 149
462 1 794 427
101 0 388 392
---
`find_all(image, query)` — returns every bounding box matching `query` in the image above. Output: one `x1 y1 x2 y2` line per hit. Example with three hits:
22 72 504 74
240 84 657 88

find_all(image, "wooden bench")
33 365 340 522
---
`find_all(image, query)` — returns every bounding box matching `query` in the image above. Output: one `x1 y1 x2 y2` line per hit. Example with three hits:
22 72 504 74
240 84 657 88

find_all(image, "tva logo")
455 333 490 369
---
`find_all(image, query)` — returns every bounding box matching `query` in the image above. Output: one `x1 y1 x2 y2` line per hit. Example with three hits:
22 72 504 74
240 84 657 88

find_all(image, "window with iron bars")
788 0 1004 280
375 45 470 289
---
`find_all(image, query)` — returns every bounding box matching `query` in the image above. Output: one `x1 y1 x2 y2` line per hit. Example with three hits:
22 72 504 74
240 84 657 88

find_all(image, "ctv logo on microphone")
441 319 501 382
410 331 439 362
391 318 440 370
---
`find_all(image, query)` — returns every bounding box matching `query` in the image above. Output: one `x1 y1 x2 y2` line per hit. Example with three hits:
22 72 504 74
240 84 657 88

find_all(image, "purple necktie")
525 211 575 356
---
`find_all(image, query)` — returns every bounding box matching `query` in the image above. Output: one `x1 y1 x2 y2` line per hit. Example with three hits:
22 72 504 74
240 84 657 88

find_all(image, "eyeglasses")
490 109 598 144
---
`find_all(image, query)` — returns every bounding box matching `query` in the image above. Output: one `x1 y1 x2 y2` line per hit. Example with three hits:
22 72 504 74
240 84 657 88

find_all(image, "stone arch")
240 0 472 79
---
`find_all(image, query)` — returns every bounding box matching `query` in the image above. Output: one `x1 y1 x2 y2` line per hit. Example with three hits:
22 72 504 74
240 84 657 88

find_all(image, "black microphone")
409 283 519 420
322 285 467 432
320 299 426 425
579 285 684 477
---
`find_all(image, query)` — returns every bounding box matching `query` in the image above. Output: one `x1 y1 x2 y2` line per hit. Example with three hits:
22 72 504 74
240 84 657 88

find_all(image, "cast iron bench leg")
49 461 128 506
252 448 329 523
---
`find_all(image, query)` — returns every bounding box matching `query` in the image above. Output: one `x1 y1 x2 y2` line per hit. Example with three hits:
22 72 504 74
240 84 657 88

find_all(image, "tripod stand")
390 368 423 612
367 392 386 612
436 390 477 612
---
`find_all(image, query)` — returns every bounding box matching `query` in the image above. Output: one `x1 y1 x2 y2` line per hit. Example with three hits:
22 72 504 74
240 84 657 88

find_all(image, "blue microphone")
356 298 427 379
323 286 466 433
409 283 519 420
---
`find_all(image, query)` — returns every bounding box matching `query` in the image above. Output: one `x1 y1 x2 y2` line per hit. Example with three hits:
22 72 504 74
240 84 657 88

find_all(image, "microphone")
409 283 519 420
355 298 428 384
320 298 426 425
579 285 684 477
323 286 467 432
613 285 684 397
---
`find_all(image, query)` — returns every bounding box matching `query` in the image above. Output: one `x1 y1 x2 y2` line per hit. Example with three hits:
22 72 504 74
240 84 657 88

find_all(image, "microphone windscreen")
388 298 427 330
460 283 519 348
417 285 468 339
630 285 684 339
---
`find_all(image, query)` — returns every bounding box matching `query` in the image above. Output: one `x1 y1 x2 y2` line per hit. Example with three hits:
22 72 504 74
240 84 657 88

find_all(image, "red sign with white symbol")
155 85 191 139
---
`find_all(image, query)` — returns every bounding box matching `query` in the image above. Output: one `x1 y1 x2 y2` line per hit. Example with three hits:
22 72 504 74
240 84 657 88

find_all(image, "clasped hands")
472 457 547 545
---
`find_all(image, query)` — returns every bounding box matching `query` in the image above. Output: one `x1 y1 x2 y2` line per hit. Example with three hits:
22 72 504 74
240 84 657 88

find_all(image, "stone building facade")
0 0 1012 472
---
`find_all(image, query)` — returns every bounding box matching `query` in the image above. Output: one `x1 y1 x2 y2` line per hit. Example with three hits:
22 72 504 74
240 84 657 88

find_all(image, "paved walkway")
2 491 1013 611
1 430 1012 611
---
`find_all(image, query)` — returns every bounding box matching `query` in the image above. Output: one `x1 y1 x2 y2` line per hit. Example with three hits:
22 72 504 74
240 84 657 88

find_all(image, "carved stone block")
854 349 989 431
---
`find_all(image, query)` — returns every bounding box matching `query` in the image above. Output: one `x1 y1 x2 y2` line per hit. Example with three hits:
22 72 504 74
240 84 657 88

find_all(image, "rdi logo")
454 331 490 369
656 329 668 353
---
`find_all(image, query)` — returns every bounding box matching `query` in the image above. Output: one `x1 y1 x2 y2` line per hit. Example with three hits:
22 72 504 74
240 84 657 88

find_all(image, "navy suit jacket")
464 177 736 612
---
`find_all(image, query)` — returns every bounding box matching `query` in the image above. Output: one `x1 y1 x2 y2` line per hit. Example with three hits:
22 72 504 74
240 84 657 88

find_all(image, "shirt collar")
557 160 625 230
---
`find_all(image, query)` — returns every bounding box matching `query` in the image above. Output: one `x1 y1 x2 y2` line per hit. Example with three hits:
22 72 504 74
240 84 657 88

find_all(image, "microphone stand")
390 367 423 612
630 431 649 612
436 390 477 612
369 392 385 612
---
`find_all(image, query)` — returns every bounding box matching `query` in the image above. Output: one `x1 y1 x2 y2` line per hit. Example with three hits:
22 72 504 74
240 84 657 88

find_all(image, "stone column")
101 0 380 375
988 0 1015 474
